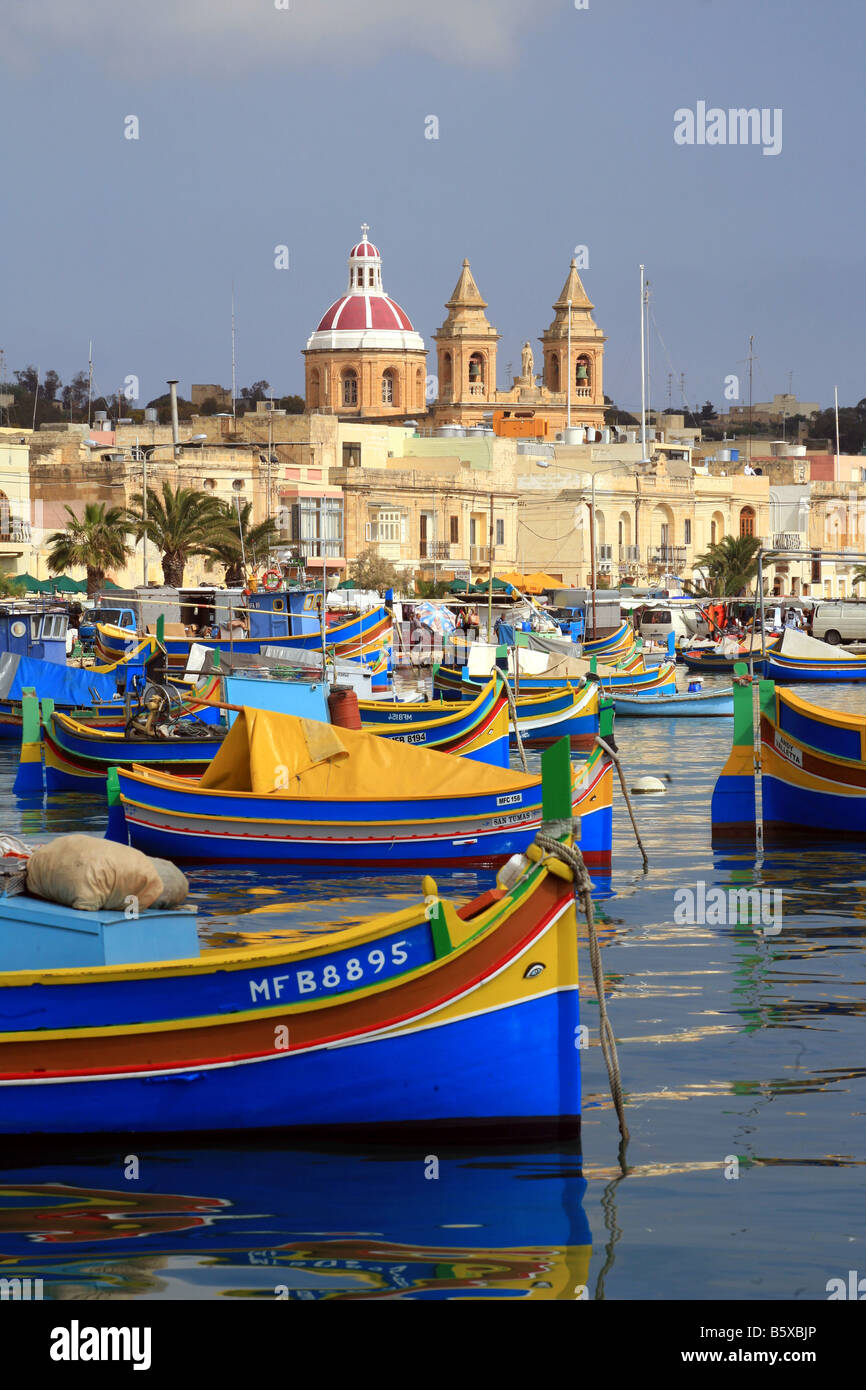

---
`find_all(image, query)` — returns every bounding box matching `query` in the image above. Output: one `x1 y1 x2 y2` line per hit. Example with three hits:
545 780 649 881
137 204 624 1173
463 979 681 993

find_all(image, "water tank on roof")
601 428 611 444
436 424 464 438
562 427 584 445
144 408 158 424
94 411 107 423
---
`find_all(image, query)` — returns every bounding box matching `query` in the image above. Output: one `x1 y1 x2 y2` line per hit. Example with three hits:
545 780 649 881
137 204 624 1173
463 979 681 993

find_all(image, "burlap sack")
149 857 190 908
26 834 165 913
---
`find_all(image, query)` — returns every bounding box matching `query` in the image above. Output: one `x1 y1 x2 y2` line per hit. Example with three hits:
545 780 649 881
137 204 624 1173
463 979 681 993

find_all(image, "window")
382 371 394 405
450 515 459 544
289 497 344 557
366 510 403 544
710 521 716 544
342 442 361 468
368 268 375 286
442 352 452 386
548 355 560 391
684 519 692 545
576 355 591 388
470 518 477 546
468 353 484 384
739 506 756 538
495 518 505 546
660 523 670 547
308 368 320 409
342 371 358 407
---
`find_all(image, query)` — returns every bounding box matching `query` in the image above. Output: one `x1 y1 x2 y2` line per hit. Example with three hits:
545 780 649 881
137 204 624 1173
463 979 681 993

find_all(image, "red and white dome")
306 225 425 354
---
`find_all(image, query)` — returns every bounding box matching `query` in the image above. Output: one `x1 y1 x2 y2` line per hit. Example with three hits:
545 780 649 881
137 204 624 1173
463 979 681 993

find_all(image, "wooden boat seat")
456 887 506 921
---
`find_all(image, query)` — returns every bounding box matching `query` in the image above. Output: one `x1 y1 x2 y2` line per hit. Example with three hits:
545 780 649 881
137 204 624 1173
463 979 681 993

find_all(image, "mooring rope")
595 734 649 871
536 832 630 1145
493 667 529 773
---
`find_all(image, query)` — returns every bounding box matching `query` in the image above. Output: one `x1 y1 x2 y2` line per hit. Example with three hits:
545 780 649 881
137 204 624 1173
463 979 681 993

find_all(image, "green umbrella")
448 578 470 592
49 575 89 593
16 573 50 592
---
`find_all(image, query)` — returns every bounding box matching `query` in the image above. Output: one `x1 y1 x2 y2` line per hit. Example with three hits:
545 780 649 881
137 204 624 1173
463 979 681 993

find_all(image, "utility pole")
231 283 237 426
567 299 573 429
746 334 755 469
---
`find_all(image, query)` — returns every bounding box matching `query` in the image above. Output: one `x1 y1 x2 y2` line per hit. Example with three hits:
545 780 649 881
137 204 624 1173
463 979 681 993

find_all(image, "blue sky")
2 0 863 415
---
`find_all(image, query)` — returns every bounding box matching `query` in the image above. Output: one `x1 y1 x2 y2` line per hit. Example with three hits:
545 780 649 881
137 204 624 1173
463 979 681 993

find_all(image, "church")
304 227 607 435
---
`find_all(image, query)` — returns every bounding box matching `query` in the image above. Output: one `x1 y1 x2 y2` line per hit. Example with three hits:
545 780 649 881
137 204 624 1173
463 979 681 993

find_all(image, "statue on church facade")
521 341 534 381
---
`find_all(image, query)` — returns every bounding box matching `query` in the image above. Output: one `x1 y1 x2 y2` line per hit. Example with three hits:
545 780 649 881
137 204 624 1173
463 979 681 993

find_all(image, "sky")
1 0 863 417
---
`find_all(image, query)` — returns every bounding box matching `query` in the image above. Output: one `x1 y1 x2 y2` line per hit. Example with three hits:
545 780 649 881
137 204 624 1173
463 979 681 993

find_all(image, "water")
2 678 866 1301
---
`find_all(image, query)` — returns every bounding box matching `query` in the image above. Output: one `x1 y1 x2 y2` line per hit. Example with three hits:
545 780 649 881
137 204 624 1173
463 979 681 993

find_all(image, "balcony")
648 545 687 568
762 532 807 552
470 545 495 565
467 384 486 398
619 545 640 564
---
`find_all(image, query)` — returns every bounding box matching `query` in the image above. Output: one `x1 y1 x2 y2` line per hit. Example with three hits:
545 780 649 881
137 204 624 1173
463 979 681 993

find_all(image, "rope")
492 666 529 773
595 734 649 871
535 832 630 1146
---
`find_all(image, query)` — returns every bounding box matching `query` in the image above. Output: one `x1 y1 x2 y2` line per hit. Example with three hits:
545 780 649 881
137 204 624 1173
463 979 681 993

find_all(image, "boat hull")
613 688 734 717
0 857 581 1137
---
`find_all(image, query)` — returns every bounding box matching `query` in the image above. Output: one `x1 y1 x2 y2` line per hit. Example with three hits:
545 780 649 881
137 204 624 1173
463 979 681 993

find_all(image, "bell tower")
432 260 500 425
540 258 606 417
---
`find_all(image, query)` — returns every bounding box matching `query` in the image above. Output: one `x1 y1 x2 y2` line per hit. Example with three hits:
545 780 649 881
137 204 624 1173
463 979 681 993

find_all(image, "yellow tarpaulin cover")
199 706 539 799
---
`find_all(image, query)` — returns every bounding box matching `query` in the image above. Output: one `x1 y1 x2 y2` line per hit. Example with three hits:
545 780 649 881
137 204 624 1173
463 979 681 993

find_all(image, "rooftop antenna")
31 367 40 432
747 334 755 468
87 341 93 428
639 264 648 460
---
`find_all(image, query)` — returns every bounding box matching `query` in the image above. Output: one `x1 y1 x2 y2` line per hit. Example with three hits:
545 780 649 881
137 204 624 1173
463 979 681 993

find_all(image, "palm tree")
126 483 229 588
694 534 762 596
46 503 131 596
204 501 280 585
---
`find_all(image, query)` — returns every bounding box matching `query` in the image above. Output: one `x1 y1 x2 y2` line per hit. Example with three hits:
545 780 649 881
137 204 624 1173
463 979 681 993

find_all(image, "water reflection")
0 1140 591 1302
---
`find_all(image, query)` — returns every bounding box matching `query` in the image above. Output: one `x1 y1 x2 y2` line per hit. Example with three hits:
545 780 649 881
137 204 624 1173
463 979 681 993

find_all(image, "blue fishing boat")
613 686 734 717
712 666 866 841
360 679 606 750
111 707 614 868
0 806 585 1139
761 629 866 682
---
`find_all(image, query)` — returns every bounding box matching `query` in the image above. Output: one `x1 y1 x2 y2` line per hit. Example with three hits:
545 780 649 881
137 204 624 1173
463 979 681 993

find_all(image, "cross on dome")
360 222 370 239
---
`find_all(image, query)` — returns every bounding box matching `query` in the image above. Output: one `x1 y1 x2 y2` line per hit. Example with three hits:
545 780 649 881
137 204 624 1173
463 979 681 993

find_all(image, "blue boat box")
0 892 200 970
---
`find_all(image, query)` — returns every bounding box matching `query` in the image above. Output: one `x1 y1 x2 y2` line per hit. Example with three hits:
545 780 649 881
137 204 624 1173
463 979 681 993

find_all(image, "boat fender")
631 775 667 794
545 856 575 883
525 843 544 863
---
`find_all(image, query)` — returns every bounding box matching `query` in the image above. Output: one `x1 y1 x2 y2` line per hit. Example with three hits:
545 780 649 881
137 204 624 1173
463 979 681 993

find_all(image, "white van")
811 601 866 645
638 604 708 648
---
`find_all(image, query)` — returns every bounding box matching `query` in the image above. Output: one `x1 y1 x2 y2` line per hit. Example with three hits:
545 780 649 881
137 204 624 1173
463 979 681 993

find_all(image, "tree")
0 574 26 597
603 395 638 426
276 395 305 414
42 370 62 403
46 503 131 597
349 546 400 593
413 576 452 599
694 534 761 596
14 366 39 394
199 396 219 416
126 483 229 588
204 500 280 585
810 400 866 456
240 381 271 406
145 392 196 425
62 371 91 416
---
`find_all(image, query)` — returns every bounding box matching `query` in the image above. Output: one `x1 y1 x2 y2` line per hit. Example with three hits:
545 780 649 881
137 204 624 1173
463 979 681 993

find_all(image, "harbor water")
2 675 865 1301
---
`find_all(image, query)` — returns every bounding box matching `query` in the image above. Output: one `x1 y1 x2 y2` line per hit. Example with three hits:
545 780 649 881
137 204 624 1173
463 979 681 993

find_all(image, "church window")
576 355 591 388
342 371 358 407
382 370 395 405
308 369 320 409
442 353 452 387
548 355 560 391
468 353 484 384
368 268 375 287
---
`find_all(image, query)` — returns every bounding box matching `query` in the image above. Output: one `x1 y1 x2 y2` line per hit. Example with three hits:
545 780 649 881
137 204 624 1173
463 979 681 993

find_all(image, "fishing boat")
39 708 227 793
111 707 613 868
433 653 676 699
681 636 775 674
583 621 636 662
0 806 586 1138
0 636 158 741
360 679 607 751
95 591 392 674
761 628 866 683
613 686 734 718
712 667 866 842
364 675 510 766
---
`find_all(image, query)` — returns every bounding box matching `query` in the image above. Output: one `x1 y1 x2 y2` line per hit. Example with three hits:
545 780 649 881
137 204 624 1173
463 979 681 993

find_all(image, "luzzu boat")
0 812 585 1138
583 621 636 661
95 595 392 673
761 628 866 683
365 674 510 766
112 706 613 868
712 664 866 841
361 679 607 751
0 636 159 741
40 709 227 793
433 653 676 699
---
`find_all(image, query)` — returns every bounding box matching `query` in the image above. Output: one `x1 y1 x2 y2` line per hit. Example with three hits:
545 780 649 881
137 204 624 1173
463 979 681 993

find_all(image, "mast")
566 298 572 428
639 264 647 459
834 385 841 482
87 341 93 428
231 284 237 426
747 334 755 468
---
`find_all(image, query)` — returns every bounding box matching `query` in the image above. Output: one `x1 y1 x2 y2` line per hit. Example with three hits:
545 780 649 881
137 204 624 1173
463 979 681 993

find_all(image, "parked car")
811 601 866 645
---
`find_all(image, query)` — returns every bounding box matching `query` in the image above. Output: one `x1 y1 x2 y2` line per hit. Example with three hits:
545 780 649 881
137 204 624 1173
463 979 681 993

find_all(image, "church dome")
306 226 425 353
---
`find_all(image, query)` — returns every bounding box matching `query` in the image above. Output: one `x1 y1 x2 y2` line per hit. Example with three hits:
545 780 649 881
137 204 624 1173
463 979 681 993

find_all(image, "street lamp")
86 434 207 584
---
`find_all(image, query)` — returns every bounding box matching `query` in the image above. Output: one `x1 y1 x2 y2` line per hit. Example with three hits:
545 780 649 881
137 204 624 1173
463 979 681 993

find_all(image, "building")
303 228 427 420
430 257 607 436
0 430 35 580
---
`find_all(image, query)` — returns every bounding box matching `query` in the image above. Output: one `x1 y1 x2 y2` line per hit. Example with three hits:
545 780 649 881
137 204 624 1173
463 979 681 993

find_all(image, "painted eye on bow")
524 962 545 979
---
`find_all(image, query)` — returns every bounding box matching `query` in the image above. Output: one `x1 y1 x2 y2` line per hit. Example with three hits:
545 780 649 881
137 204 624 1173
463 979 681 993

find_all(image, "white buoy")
631 775 667 794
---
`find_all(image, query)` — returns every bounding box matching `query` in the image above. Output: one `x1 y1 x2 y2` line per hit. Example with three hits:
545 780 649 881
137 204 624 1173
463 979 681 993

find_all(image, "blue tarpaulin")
0 655 138 706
